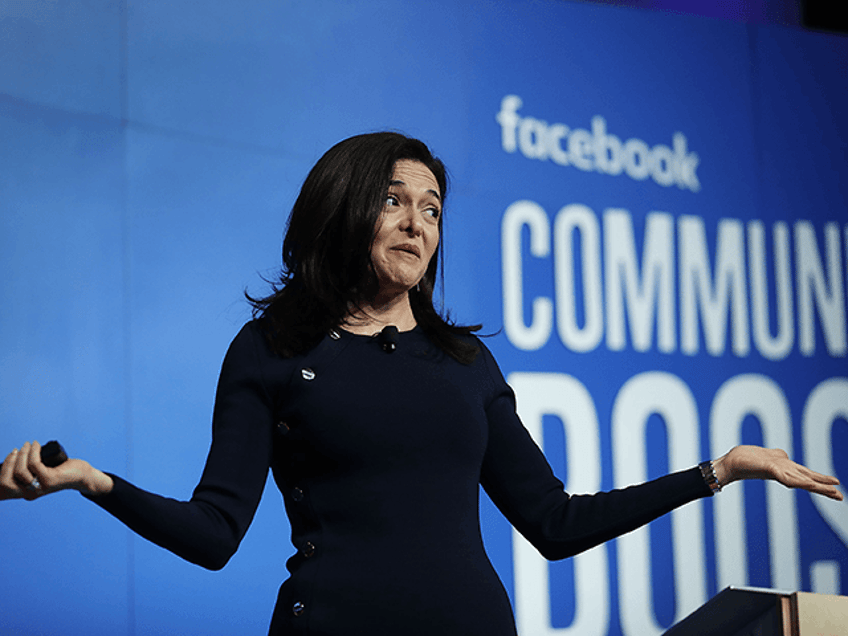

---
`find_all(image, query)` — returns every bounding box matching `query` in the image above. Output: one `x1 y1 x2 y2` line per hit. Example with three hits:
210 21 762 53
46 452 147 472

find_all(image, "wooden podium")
663 586 848 636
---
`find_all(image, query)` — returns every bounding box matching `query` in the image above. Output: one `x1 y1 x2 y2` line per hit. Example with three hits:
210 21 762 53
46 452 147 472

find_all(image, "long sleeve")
86 323 279 570
477 343 712 561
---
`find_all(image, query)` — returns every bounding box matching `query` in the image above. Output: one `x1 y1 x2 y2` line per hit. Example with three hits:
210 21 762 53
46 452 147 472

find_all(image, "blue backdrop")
1 1 846 635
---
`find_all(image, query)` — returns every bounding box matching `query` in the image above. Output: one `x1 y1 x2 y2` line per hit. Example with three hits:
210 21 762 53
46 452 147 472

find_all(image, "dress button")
301 368 316 380
292 601 305 616
302 542 315 558
329 329 340 340
292 487 305 502
276 420 290 434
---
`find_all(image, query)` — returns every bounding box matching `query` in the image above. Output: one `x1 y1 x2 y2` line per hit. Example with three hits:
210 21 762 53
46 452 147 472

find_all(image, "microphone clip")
380 325 399 353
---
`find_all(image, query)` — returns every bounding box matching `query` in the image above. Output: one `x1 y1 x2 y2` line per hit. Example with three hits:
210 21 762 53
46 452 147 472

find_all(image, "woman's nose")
401 207 422 235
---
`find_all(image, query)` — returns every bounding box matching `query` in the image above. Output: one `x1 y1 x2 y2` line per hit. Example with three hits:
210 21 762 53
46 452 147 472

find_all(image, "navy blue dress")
89 321 711 635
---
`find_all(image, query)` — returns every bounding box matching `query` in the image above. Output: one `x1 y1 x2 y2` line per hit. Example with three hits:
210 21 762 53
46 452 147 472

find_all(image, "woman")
1 132 842 635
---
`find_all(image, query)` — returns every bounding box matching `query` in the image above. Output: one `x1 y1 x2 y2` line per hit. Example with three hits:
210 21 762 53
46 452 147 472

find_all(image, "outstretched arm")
712 445 842 501
0 322 277 571
476 342 844 561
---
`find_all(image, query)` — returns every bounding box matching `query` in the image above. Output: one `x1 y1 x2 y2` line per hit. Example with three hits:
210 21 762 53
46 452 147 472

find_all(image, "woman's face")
370 159 441 298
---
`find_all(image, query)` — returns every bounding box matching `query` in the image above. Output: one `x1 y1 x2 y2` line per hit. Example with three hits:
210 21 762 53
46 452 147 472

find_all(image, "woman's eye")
386 195 399 207
425 207 441 220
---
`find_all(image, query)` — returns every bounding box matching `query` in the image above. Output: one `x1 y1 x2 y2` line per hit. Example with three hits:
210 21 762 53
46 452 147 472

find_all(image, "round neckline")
335 324 422 339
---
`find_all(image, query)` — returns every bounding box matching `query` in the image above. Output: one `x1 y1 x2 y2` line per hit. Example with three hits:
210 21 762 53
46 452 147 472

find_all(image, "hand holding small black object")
40 441 68 468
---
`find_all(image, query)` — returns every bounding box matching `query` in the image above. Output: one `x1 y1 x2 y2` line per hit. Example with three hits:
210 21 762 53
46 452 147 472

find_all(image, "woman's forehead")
390 160 440 198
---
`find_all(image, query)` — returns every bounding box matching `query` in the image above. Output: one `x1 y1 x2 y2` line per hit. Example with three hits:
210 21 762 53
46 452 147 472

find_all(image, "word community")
496 95 701 192
502 201 848 359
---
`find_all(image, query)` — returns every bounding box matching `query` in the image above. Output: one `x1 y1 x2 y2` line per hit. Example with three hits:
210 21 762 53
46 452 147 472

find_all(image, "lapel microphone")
380 325 399 353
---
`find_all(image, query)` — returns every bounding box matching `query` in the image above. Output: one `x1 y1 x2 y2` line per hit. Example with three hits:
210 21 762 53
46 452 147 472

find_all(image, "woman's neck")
343 291 416 335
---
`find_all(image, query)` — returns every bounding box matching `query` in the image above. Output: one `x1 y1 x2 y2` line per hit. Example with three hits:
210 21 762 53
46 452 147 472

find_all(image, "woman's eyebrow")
389 179 441 202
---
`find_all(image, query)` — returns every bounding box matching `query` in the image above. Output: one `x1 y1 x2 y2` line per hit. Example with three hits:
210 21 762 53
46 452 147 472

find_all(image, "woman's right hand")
0 440 113 501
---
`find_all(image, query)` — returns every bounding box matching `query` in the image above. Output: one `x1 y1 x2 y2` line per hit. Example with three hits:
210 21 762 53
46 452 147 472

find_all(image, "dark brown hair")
249 132 480 363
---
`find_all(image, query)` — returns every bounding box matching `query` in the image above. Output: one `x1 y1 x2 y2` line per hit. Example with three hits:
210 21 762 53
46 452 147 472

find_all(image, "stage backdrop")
1 1 846 635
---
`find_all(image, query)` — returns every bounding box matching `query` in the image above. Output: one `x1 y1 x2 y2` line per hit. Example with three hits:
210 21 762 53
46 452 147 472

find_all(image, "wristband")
699 460 722 494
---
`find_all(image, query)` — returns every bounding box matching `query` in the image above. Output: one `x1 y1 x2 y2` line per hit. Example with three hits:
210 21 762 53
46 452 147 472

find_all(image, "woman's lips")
392 243 421 258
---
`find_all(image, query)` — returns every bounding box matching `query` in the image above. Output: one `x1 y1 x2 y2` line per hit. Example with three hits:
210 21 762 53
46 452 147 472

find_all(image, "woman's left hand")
712 445 843 501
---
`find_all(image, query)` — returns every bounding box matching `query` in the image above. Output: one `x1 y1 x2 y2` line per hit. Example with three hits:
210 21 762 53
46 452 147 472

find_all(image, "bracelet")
699 460 722 494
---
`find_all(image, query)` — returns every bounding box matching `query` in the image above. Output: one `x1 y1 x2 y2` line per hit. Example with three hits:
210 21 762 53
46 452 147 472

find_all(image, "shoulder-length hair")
249 132 480 363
